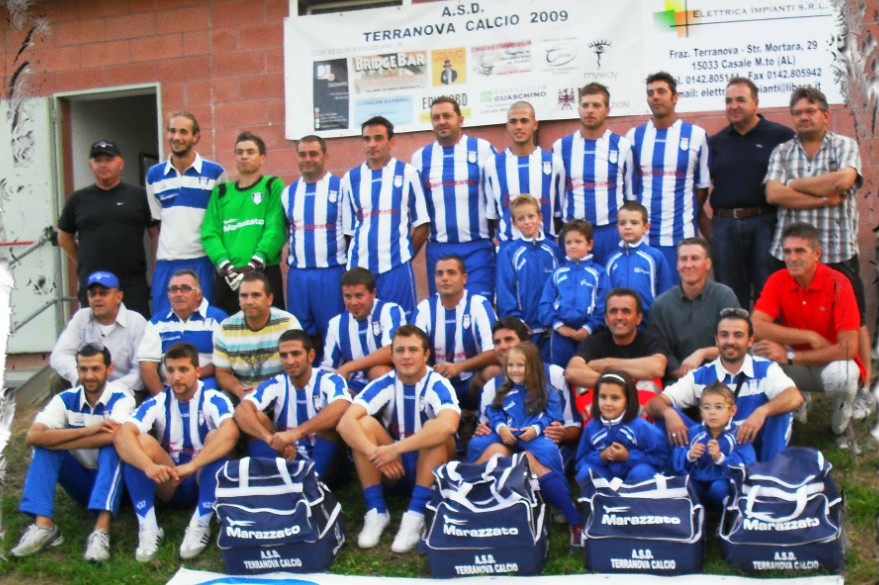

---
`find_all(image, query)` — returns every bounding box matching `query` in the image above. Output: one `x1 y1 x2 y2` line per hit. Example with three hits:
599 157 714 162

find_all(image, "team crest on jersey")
252 191 264 205
372 321 382 336
609 150 618 164
543 161 551 175
328 189 338 203
680 138 689 151
394 175 403 188
468 151 477 164
462 314 472 329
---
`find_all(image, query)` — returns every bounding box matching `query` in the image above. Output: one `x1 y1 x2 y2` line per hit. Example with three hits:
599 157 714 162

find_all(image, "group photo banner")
284 0 841 139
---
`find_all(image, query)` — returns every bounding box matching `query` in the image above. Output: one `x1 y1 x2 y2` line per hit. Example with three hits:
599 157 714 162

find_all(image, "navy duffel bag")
215 456 345 574
720 447 844 574
423 453 549 578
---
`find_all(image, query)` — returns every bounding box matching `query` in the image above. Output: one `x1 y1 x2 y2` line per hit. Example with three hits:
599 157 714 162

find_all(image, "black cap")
89 140 121 158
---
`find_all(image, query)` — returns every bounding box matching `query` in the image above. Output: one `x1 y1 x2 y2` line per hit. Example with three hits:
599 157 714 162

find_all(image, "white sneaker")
357 509 390 549
11 524 63 557
83 530 110 562
833 429 863 455
179 524 211 560
391 511 425 553
851 388 876 421
135 525 164 562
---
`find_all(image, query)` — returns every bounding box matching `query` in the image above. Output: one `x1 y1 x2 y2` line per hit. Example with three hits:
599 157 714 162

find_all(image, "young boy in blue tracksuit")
673 381 756 512
496 195 559 360
539 219 610 367
605 201 673 327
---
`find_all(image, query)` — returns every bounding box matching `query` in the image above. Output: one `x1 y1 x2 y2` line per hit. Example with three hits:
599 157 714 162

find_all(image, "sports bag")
215 456 345 574
578 472 704 574
423 453 548 578
720 447 844 573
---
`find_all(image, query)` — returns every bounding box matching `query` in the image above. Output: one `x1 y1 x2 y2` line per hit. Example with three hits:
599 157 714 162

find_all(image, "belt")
713 206 775 219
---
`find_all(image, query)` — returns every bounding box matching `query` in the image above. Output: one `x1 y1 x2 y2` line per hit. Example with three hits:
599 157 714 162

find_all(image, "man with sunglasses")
647 307 803 461
50 271 147 395
137 269 228 395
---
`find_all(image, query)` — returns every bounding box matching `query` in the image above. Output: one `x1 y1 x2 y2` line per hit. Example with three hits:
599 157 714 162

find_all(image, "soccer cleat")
357 509 390 549
833 428 862 455
851 388 876 421
179 524 211 560
11 524 63 557
391 511 425 553
83 529 110 562
135 525 164 562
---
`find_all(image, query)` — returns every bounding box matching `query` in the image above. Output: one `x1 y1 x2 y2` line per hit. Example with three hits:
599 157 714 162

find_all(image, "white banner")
283 0 841 138
168 569 843 585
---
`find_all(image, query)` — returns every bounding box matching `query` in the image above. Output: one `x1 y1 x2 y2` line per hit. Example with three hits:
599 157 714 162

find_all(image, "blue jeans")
711 213 777 308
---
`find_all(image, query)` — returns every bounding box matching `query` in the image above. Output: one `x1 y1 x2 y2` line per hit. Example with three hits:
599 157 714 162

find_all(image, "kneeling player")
337 325 460 553
115 342 238 561
234 329 351 480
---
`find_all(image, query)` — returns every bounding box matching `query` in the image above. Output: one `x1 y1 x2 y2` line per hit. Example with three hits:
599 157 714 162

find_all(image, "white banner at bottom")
167 569 843 585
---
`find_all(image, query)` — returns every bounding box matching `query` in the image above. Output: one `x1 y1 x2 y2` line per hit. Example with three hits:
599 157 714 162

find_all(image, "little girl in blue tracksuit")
539 220 611 367
673 381 756 512
575 371 667 486
467 342 583 545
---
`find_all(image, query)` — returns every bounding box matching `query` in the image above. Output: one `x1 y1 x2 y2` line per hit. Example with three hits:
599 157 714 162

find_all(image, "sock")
196 458 227 520
122 464 158 529
407 485 433 514
538 472 583 525
312 438 340 478
363 485 387 513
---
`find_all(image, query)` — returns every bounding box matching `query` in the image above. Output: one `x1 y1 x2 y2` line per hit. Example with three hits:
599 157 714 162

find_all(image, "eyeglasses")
792 107 822 117
700 403 732 413
719 307 749 319
168 285 199 293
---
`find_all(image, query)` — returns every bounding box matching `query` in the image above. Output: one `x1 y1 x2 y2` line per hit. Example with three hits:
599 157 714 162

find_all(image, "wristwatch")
786 350 795 365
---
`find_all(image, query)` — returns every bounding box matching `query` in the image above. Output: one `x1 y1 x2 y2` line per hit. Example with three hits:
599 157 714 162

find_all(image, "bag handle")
744 484 809 523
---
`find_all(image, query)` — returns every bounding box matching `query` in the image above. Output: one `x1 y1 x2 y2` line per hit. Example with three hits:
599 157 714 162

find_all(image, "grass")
0 396 876 584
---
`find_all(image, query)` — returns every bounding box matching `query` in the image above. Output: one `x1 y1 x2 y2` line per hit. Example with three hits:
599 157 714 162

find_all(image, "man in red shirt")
752 222 862 450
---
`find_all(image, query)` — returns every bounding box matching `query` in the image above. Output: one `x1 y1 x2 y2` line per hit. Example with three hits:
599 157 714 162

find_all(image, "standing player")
202 132 286 316
553 83 634 265
115 342 238 561
411 97 496 298
627 72 710 277
146 112 227 316
485 101 564 244
282 135 347 348
344 116 429 316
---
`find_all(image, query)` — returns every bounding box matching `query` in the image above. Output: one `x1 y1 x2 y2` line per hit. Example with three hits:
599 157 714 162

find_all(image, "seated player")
322 267 403 393
234 329 351 482
336 325 460 553
11 344 135 561
114 342 239 561
672 381 756 512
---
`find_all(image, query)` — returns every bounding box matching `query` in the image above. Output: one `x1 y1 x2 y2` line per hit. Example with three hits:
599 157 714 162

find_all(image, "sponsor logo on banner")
441 515 520 537
588 40 611 69
742 517 820 531
225 524 302 539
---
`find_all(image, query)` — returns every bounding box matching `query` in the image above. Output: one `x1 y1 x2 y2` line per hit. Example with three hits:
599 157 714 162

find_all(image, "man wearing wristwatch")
752 222 863 450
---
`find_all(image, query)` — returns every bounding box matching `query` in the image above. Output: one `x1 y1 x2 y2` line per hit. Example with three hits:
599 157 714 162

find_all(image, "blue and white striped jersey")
35 380 135 469
412 291 497 383
342 158 429 274
245 368 351 455
626 119 710 247
484 147 564 241
129 381 233 465
355 368 460 440
137 298 227 367
146 153 226 260
321 299 405 385
553 129 634 226
282 172 347 269
410 135 496 243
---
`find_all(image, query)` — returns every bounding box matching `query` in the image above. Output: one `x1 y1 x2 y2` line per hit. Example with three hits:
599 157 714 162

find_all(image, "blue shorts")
151 257 215 317
375 262 417 318
426 240 496 300
287 265 346 338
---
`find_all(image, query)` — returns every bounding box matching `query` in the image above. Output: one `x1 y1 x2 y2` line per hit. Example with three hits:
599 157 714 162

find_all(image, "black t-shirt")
575 327 669 362
58 182 154 283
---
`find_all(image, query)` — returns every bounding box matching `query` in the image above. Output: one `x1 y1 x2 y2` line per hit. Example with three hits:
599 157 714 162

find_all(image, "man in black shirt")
58 140 157 317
